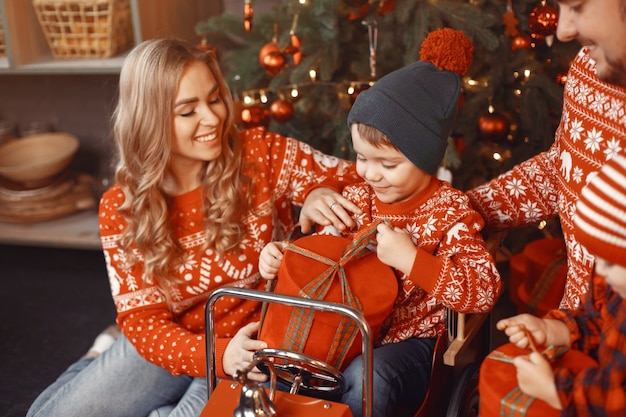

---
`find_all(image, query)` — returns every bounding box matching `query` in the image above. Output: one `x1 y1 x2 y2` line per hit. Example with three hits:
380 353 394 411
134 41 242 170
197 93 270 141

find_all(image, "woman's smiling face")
170 60 228 177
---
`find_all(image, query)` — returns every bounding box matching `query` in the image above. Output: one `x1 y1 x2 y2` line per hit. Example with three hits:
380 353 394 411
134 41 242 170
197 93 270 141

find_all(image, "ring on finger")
330 202 338 212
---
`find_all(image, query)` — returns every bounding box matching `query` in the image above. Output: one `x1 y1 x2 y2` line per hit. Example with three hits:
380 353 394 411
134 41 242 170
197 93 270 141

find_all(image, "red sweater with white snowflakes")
321 176 502 343
98 127 359 378
467 48 626 310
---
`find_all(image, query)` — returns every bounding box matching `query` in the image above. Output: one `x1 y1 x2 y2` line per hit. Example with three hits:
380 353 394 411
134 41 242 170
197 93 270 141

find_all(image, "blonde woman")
27 38 360 417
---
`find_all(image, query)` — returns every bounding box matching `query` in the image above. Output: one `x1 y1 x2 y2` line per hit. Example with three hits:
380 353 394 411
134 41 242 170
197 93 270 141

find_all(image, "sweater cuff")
213 337 231 380
554 366 575 417
408 248 444 292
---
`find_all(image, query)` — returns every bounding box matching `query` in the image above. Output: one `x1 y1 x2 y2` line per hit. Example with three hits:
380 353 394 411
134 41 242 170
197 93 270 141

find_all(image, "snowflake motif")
589 91 609 114
405 223 420 242
504 178 527 199
524 160 542 177
475 288 489 308
572 166 584 184
603 137 623 160
584 127 603 153
252 239 266 253
569 119 584 142
607 98 625 121
443 284 463 303
577 83 592 104
176 252 198 274
291 179 306 196
535 179 551 196
520 200 542 222
421 216 437 237
345 186 363 202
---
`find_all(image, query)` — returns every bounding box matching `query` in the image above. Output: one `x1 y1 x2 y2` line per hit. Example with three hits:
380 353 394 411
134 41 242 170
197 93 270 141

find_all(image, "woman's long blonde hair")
112 38 251 284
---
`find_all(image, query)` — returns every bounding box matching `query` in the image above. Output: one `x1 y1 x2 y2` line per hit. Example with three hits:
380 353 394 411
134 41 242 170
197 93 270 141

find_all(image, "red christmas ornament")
241 105 270 128
528 1 558 38
258 42 286 75
243 0 253 32
478 109 511 144
283 34 302 67
270 99 295 123
511 32 532 52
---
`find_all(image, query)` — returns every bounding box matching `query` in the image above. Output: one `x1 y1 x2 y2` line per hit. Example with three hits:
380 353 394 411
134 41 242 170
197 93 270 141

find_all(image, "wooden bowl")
0 132 79 187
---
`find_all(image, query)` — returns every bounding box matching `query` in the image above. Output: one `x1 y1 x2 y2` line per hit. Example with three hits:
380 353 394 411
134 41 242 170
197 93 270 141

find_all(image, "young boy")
258 28 502 417
481 153 626 416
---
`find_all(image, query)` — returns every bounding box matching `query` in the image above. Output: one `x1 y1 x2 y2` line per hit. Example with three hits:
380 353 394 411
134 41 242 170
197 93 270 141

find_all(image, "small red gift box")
259 226 398 370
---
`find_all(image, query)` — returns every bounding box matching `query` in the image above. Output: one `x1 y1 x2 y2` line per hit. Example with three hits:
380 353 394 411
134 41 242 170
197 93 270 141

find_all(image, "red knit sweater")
467 48 626 310
321 176 502 343
98 127 359 378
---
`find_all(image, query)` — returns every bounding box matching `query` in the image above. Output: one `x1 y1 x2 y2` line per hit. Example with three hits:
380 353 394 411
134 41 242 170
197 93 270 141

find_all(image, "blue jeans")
341 338 435 417
27 335 207 417
270 337 435 417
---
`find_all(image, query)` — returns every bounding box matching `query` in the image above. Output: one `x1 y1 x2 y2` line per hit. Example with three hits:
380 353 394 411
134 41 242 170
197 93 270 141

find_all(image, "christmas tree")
196 0 579 196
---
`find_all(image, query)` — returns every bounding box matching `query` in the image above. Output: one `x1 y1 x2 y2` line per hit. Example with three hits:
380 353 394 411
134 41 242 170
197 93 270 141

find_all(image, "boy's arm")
544 273 610 353
405 209 503 314
548 275 625 414
259 241 289 280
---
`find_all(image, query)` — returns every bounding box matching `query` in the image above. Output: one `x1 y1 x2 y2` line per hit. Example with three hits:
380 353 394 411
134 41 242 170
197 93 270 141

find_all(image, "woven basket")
32 0 133 59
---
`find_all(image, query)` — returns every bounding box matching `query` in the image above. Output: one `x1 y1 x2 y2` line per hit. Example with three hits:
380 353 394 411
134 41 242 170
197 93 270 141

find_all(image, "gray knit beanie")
347 28 474 175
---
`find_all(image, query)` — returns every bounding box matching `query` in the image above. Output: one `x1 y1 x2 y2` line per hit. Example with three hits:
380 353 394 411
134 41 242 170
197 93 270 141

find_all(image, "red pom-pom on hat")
419 28 474 76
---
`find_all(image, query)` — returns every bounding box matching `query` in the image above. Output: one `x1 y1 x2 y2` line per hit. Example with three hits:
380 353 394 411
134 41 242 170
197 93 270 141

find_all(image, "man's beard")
599 54 626 87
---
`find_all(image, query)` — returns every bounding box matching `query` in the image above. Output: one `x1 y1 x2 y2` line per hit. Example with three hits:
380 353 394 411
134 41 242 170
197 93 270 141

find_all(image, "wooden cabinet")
0 0 223 74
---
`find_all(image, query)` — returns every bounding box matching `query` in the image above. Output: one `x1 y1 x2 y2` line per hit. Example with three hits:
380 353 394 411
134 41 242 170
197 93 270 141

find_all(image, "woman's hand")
375 223 416 275
223 322 268 382
259 241 288 279
300 187 361 234
514 352 561 410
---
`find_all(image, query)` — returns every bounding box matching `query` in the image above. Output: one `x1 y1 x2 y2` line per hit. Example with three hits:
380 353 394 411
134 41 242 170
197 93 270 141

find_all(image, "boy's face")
595 257 626 298
351 125 431 204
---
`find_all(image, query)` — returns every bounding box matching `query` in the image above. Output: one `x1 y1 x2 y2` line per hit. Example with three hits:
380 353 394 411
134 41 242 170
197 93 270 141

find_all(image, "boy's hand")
259 241 288 279
514 352 561 410
496 314 548 349
300 187 361 234
223 322 268 382
375 223 416 275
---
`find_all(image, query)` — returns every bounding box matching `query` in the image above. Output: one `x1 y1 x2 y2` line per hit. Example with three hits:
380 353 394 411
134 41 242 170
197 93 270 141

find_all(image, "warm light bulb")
309 69 317 82
290 87 299 99
493 152 503 161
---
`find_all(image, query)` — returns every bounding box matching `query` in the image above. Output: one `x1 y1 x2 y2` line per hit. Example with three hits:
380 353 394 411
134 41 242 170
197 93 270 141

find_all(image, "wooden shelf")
0 210 101 250
0 0 223 75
